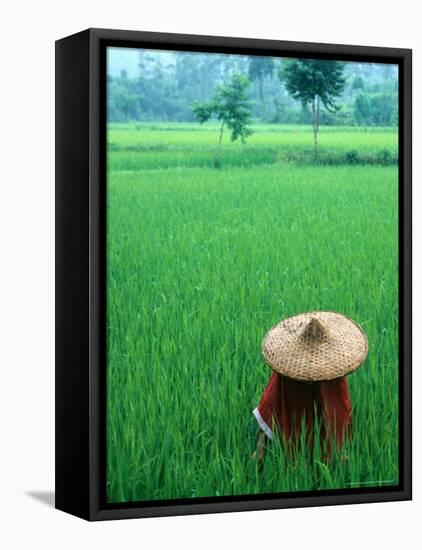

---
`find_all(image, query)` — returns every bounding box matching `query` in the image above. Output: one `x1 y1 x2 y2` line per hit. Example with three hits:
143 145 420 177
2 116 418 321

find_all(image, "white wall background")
0 1 419 548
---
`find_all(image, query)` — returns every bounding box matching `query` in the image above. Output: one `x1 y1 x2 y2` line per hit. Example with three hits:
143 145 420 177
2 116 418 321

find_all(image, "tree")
352 75 365 91
191 73 253 148
353 94 371 125
280 59 346 157
353 92 398 127
248 57 274 116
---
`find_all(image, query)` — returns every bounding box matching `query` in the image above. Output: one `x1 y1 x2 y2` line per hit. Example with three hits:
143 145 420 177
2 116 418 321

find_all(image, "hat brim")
262 311 368 382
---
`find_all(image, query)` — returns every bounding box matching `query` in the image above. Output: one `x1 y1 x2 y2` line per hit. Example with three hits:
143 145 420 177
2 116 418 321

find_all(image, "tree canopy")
281 59 346 112
191 73 253 145
280 59 346 155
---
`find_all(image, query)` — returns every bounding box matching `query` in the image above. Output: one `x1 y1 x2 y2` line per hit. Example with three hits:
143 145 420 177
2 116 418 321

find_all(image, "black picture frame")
55 27 412 521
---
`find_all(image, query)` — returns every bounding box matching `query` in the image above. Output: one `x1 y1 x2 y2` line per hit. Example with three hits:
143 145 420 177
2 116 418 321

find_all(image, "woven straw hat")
262 311 368 382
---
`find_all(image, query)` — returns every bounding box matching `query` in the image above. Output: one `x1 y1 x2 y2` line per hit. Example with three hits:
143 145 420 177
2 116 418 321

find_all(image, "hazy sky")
107 46 398 81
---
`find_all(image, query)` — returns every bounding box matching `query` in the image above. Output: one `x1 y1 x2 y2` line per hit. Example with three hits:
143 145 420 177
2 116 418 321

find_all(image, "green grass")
106 123 398 503
107 122 398 170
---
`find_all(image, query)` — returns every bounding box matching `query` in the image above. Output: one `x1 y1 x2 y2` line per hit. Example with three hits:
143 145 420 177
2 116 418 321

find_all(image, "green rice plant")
106 123 398 503
107 123 398 171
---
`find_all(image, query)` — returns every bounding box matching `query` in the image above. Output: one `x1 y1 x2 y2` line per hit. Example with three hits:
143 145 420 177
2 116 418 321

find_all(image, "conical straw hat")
262 311 368 382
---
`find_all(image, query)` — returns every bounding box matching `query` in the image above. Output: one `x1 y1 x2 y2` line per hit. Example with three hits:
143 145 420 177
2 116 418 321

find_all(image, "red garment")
253 372 352 453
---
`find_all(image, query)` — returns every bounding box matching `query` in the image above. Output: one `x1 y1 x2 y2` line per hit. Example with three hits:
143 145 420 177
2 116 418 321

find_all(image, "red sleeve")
253 372 281 439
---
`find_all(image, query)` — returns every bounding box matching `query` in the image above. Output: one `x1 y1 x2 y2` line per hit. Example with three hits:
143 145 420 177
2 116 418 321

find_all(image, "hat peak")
301 316 328 342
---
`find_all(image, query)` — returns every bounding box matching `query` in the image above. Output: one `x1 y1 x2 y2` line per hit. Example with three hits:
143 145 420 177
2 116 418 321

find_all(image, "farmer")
252 311 368 462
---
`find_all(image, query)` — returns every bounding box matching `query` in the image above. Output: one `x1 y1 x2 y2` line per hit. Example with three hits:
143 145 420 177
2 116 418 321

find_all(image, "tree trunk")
218 121 225 147
214 121 225 168
312 95 320 160
259 78 266 118
316 94 320 147
311 97 317 159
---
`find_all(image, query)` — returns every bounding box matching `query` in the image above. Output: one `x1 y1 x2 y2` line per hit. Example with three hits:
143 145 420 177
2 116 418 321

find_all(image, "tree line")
107 51 398 128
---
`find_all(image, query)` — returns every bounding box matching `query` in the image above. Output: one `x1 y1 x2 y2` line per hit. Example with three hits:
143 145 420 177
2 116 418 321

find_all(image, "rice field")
106 123 398 503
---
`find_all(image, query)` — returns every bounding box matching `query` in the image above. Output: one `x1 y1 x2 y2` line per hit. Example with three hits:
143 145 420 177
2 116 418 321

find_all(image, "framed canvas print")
55 28 412 521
